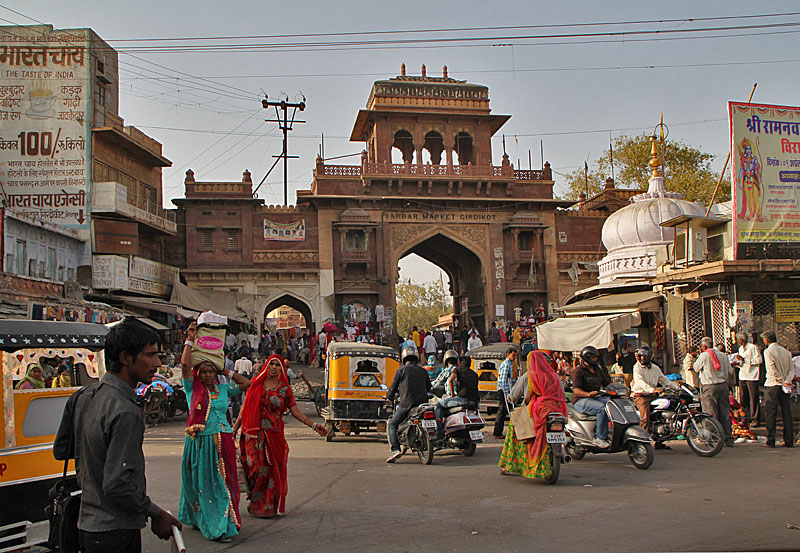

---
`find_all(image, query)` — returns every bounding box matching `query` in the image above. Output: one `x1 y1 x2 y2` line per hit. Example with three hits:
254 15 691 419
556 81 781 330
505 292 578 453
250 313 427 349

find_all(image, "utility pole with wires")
261 94 306 206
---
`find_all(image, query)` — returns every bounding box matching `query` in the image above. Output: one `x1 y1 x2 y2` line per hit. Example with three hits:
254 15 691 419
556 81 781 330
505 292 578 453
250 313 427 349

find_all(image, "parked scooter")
565 382 655 469
435 400 486 457
649 383 725 457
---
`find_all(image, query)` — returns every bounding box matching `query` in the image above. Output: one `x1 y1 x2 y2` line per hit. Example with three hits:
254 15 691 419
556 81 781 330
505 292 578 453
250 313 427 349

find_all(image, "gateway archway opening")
395 233 486 339
263 295 314 358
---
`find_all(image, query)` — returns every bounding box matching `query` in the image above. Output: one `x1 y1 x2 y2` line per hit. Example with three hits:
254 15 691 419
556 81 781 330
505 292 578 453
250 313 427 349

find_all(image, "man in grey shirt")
762 331 795 448
693 336 734 447
54 320 179 552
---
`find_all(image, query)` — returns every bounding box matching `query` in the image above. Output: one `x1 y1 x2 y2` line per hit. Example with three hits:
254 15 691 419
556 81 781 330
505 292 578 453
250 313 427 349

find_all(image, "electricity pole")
261 95 306 206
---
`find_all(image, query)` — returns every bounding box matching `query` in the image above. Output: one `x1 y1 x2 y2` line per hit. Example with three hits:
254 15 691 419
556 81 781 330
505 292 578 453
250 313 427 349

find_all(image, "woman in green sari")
15 364 45 390
499 351 568 479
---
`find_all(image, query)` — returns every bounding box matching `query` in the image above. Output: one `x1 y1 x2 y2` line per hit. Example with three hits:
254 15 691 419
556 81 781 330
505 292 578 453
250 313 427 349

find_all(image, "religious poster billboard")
264 219 305 241
0 26 91 231
729 101 800 259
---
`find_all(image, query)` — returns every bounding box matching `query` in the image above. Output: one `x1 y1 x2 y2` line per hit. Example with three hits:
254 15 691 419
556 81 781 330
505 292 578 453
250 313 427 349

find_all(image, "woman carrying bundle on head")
178 320 251 543
238 354 327 518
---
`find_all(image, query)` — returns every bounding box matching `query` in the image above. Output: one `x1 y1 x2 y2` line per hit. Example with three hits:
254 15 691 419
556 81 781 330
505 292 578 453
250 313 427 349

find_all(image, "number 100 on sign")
17 131 61 156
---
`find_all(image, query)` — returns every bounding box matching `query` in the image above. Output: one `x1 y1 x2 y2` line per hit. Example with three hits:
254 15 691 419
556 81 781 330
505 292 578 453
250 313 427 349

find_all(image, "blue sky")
5 1 796 283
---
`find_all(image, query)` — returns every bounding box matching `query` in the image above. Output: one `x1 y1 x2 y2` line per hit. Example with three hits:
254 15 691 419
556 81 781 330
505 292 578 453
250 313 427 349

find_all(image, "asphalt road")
140 370 800 553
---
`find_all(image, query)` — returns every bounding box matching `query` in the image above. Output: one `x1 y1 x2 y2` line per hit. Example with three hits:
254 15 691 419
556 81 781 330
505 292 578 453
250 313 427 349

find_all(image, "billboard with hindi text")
729 101 800 259
0 26 91 231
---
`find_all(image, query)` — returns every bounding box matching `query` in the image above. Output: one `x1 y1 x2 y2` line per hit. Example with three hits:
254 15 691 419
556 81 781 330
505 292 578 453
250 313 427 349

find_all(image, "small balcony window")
345 229 367 251
518 231 533 251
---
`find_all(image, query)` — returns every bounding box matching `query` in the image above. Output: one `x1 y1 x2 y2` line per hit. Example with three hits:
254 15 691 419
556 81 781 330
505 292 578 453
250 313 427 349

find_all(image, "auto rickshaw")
322 342 400 442
467 343 521 414
0 320 107 551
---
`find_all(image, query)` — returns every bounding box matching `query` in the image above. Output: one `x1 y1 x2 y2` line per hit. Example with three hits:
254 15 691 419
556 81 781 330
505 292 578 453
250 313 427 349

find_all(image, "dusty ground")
139 364 800 553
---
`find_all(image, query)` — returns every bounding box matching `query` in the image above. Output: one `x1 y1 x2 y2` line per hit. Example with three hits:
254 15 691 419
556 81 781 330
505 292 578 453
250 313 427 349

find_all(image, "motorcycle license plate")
546 432 567 444
422 419 437 430
469 430 484 441
688 402 701 409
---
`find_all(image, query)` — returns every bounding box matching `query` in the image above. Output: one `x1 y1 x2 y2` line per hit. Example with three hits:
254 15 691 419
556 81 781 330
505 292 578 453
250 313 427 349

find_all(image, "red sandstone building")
168 66 631 342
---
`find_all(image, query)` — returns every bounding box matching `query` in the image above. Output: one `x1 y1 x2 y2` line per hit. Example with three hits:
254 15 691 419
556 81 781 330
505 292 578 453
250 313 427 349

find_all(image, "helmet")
442 349 458 367
635 345 652 366
580 345 600 368
400 344 419 365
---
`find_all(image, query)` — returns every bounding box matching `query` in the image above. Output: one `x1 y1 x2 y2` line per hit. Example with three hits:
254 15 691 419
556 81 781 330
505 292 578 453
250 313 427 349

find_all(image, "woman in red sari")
238 354 327 517
499 351 568 479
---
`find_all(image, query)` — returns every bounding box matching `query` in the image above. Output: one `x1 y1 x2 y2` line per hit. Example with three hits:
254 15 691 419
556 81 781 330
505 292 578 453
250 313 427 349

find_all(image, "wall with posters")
729 101 800 258
0 26 92 232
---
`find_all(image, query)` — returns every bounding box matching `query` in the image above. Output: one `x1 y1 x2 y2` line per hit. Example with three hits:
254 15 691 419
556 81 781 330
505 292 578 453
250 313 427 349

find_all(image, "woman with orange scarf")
238 354 327 518
499 351 567 479
179 322 251 542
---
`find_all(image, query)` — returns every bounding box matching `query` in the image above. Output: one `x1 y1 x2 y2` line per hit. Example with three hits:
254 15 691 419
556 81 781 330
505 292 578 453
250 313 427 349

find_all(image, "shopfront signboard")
729 101 800 259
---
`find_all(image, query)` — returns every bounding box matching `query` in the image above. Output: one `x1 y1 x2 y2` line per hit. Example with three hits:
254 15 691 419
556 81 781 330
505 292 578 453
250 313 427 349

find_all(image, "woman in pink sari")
499 351 567 479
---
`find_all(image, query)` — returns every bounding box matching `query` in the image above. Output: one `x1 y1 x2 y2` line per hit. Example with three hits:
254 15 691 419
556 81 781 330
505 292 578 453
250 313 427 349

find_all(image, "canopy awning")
169 281 253 324
561 291 661 316
536 312 641 352
123 297 199 319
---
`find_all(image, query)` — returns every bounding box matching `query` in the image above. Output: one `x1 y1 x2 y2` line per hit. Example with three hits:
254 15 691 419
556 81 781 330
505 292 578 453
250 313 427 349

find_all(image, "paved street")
141 368 800 553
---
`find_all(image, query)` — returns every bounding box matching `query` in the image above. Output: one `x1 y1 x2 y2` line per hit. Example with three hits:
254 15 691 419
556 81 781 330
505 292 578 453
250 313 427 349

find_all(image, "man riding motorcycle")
431 349 459 398
385 344 431 463
434 355 480 439
631 345 678 447
571 346 612 448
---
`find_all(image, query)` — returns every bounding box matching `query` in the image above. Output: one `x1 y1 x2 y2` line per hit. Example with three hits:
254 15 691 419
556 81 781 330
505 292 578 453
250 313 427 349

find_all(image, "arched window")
391 130 415 164
453 131 473 165
422 131 444 165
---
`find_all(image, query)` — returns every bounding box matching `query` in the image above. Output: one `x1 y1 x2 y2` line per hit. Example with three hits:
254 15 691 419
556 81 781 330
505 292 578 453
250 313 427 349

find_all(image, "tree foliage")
561 134 730 205
395 279 452 337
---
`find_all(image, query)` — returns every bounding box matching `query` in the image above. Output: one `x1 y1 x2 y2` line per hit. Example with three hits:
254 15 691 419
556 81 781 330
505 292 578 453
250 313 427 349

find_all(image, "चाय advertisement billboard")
729 101 800 258
0 26 91 230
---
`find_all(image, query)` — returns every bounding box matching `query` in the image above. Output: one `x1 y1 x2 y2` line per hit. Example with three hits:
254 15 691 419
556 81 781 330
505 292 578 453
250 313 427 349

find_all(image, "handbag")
46 410 81 552
510 404 536 441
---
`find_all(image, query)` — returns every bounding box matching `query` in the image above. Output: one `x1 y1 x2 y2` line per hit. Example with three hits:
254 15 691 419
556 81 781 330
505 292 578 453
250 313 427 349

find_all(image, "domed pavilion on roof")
598 136 704 285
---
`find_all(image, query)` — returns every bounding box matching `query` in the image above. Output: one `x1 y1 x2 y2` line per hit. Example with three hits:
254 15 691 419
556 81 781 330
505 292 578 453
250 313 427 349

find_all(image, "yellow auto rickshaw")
0 320 107 551
467 343 521 414
323 342 400 441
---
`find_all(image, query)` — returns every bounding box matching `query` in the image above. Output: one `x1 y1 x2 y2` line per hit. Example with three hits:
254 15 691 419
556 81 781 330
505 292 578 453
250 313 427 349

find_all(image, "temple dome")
598 174 704 284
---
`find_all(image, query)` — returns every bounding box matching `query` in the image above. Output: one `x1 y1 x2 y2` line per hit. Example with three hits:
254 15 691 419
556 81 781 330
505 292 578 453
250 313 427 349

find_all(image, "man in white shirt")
234 355 253 378
736 333 762 426
761 332 794 448
631 345 678 437
693 337 734 446
467 331 483 351
423 332 438 358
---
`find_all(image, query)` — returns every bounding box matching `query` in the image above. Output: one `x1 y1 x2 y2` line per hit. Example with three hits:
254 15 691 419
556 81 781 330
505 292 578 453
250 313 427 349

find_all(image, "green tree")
562 134 730 205
395 279 452 337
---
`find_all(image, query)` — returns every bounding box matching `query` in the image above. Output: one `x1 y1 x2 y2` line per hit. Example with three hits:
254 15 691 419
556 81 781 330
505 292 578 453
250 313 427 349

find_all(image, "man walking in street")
493 347 518 439
467 330 483 351
693 337 734 447
423 330 438 361
487 321 501 344
761 331 795 448
54 319 179 552
736 333 762 427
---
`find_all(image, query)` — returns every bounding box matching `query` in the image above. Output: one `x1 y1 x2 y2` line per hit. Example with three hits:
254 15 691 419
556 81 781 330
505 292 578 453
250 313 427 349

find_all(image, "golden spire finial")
649 114 667 177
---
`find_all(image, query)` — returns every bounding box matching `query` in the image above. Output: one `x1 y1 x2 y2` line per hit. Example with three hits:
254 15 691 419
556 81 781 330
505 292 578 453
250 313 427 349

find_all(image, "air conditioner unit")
674 228 707 265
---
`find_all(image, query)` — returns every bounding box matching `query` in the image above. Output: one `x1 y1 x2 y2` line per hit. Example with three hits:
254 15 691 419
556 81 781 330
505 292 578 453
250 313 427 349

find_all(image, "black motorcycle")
649 383 725 457
392 401 436 465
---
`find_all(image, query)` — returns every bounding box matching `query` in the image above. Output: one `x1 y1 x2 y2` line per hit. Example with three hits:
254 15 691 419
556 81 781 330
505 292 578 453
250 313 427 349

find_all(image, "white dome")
602 196 705 252
598 175 704 284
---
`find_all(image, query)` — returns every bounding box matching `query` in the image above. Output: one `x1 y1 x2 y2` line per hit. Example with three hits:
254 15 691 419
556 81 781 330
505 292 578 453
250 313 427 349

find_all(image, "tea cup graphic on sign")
26 81 56 119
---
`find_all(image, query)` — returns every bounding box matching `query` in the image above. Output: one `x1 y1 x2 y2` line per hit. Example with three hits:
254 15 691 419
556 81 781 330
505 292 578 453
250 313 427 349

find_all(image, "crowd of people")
49 314 798 552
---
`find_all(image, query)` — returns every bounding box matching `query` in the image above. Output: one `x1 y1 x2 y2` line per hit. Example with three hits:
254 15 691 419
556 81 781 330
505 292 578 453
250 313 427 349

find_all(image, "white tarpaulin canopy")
536 312 641 352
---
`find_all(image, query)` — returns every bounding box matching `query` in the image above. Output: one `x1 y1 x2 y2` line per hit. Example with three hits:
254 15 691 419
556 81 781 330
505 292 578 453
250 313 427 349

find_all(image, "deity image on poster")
737 138 763 222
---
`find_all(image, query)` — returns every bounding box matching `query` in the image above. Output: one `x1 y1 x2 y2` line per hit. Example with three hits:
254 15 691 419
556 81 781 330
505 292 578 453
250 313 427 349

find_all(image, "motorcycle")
136 380 169 425
649 383 725 457
393 401 437 464
565 382 655 470
541 411 570 484
434 400 486 457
